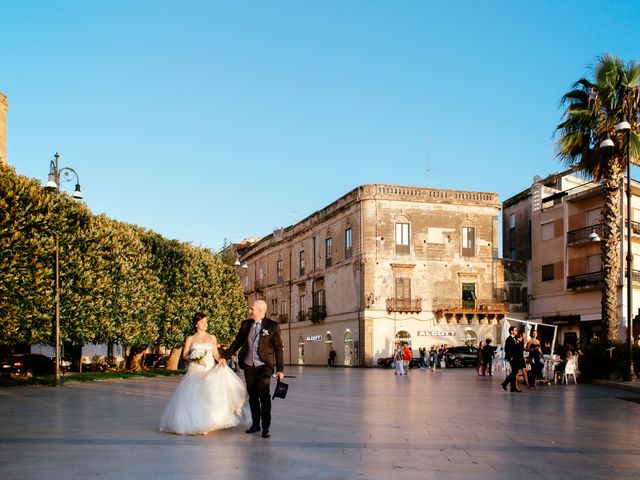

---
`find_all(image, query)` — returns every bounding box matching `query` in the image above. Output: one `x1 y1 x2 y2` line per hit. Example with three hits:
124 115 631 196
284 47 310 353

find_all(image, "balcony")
386 298 422 314
433 299 508 324
567 224 602 246
297 311 307 322
307 305 327 324
627 220 640 235
278 314 289 324
566 271 602 290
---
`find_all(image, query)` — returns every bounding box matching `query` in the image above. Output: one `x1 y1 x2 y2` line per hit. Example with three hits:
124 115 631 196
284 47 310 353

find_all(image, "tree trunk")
125 346 146 371
166 346 184 371
601 159 624 342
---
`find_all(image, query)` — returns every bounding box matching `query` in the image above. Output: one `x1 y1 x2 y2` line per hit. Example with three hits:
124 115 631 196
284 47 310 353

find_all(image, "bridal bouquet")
189 349 206 362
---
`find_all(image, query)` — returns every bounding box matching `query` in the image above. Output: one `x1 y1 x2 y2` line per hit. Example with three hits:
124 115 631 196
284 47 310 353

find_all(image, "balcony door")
462 283 476 308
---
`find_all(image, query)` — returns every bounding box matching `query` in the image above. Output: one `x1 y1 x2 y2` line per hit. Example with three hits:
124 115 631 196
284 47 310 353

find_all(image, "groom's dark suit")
223 317 284 434
501 334 519 391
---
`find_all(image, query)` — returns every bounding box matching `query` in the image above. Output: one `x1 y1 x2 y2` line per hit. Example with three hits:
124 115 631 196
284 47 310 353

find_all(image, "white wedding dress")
159 342 250 435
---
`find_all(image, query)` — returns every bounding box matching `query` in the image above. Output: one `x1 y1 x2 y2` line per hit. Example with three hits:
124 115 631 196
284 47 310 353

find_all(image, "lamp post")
615 119 636 381
45 153 83 386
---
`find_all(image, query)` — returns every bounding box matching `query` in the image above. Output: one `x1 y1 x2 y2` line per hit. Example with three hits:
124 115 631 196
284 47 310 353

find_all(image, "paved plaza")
1 366 639 480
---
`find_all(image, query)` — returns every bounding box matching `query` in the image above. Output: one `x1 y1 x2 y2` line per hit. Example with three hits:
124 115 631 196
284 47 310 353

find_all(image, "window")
280 300 287 317
276 259 283 284
541 222 554 241
299 251 305 276
271 298 278 316
542 264 555 281
509 213 516 229
587 255 601 273
325 237 333 267
345 228 352 259
462 226 475 257
298 294 306 321
508 285 521 304
394 277 411 300
462 283 476 308
258 268 264 288
395 223 410 254
312 237 316 271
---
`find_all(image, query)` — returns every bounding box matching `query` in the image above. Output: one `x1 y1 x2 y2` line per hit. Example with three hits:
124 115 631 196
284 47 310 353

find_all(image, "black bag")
272 380 289 399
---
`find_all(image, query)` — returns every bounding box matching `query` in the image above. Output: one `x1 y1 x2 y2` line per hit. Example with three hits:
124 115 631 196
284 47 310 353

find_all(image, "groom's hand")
217 358 227 367
276 371 284 381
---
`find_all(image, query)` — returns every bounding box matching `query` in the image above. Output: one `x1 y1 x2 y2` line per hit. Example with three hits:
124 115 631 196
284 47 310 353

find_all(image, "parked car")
377 356 421 369
444 346 478 367
2 354 55 377
377 357 396 369
152 355 170 369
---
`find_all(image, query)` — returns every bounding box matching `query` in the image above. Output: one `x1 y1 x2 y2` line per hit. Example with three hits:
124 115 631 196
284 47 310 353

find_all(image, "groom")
221 299 284 438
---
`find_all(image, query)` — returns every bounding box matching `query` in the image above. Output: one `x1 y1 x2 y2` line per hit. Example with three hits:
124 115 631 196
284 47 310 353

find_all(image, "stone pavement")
1 366 639 480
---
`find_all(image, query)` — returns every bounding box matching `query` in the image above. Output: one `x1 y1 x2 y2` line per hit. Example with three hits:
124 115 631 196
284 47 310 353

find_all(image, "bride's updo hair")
192 312 207 332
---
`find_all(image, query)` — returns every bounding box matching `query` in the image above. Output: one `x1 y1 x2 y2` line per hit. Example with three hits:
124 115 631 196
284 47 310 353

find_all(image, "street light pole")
616 119 636 381
45 152 83 387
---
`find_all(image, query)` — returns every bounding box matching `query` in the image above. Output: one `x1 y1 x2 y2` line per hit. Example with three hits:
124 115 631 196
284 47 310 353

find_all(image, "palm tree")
556 54 640 341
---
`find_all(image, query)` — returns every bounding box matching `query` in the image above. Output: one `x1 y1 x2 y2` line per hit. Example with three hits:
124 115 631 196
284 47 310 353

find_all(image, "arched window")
395 330 411 347
344 331 354 366
462 329 478 347
298 335 305 365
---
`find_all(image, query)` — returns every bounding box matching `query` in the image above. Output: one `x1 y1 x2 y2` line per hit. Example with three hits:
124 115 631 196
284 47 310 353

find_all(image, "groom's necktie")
252 322 261 345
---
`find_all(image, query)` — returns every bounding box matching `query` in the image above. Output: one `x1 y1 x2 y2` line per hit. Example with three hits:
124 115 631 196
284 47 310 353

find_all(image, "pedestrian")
328 348 336 367
159 313 249 435
481 339 495 376
222 299 285 439
526 330 543 388
402 344 412 374
394 343 405 376
419 347 426 369
501 326 521 392
515 329 531 389
475 341 485 376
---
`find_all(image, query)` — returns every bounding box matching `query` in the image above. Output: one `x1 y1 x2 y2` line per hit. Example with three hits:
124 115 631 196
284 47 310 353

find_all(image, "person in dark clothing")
501 326 521 392
328 348 336 367
481 339 496 376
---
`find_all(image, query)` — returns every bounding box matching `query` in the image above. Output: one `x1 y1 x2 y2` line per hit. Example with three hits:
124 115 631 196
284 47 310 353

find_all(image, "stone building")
503 170 640 348
237 184 508 367
0 92 8 164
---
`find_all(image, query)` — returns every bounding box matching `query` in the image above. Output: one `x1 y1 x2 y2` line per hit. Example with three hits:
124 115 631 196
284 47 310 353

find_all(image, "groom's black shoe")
246 425 261 434
261 430 270 438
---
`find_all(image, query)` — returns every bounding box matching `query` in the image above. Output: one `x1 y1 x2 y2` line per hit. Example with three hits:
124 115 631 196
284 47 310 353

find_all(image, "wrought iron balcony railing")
567 224 602 245
278 314 289 324
307 305 327 324
386 298 422 313
566 271 602 289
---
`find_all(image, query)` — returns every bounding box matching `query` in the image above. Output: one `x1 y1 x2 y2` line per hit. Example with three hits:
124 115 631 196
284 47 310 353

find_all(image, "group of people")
393 344 453 375
501 326 545 392
159 299 284 438
475 339 496 376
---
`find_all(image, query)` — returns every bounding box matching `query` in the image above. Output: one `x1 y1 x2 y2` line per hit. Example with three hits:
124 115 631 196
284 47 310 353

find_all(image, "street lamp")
615 118 636 381
44 152 83 386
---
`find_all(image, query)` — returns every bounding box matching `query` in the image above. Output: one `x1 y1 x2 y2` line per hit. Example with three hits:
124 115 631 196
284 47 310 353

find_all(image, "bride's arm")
211 335 227 366
182 336 193 361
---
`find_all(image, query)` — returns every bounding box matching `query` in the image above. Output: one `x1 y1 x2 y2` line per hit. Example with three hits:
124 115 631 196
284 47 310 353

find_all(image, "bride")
159 313 250 435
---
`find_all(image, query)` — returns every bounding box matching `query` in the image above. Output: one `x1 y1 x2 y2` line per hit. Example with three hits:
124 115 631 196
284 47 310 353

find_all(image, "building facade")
503 170 640 348
237 184 508 367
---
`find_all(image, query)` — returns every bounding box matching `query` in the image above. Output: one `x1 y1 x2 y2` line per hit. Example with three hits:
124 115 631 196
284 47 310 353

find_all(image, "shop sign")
306 335 322 342
417 331 456 337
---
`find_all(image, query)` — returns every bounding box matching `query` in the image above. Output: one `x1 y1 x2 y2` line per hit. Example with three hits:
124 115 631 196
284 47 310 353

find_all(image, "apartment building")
503 170 640 348
236 184 507 367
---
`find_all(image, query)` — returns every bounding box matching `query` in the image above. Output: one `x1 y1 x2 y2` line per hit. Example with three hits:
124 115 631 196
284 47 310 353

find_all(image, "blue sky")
2 1 639 251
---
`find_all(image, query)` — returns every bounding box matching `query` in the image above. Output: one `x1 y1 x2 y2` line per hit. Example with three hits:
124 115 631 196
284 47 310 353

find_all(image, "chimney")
0 92 8 164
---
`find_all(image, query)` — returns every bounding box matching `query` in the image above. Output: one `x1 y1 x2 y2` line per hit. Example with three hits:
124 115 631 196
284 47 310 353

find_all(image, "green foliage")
0 164 245 352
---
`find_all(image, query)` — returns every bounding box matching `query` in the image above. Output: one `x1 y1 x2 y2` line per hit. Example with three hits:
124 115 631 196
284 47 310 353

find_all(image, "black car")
377 356 421 369
2 354 55 377
444 346 478 367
